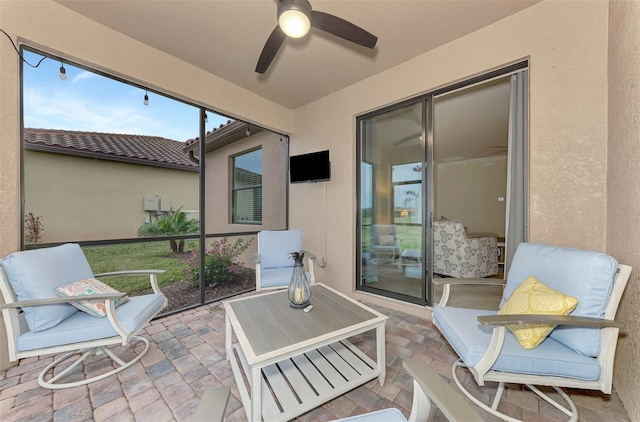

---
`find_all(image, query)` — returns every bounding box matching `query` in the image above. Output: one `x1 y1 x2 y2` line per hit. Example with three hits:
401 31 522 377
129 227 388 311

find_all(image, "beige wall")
24 151 199 242
292 0 609 293
0 0 292 369
204 131 288 268
435 156 507 236
607 1 640 420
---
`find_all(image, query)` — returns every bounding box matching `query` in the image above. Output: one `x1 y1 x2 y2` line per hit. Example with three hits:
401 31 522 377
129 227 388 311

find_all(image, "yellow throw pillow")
498 276 578 349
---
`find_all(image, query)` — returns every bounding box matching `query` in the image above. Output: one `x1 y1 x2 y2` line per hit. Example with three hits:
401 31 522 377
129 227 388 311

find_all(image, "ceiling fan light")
278 4 311 38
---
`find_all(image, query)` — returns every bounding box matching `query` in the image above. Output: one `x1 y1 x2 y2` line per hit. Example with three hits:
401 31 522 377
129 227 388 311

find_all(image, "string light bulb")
204 112 208 123
143 90 149 106
245 127 251 136
59 61 67 80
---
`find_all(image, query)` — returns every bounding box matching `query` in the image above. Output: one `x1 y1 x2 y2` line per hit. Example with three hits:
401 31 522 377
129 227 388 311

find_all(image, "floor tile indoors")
0 292 631 422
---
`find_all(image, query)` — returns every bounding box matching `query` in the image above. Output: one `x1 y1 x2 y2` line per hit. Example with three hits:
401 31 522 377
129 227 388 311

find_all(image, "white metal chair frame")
0 268 167 389
254 229 316 292
434 264 631 422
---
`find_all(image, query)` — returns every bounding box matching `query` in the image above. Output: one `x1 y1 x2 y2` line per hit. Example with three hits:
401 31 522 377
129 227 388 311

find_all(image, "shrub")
24 213 44 244
183 237 252 286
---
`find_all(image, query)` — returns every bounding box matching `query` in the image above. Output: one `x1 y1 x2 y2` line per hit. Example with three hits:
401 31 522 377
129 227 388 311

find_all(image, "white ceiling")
54 0 539 110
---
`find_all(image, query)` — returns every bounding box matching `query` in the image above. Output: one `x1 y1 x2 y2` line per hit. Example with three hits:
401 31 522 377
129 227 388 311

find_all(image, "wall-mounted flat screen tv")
290 150 331 183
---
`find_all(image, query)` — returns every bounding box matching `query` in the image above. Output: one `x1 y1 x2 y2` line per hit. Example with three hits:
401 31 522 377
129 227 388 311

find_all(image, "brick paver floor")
0 297 632 421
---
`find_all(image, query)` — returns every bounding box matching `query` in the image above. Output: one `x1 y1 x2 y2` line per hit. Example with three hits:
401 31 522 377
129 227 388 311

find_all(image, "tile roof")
24 128 198 170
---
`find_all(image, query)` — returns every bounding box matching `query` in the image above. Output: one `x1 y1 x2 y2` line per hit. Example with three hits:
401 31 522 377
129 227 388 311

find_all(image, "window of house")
392 162 422 224
232 148 262 224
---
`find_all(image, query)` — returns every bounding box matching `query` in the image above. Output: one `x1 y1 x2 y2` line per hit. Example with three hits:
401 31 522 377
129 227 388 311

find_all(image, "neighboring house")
24 128 199 243
183 120 287 235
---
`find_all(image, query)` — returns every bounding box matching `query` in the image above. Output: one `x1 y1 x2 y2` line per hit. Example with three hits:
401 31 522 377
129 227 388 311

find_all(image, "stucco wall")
24 151 199 242
292 0 609 295
204 131 288 269
607 1 640 420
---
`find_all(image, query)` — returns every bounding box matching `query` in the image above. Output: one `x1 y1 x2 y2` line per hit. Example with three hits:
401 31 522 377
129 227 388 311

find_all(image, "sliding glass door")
357 63 528 307
357 100 428 304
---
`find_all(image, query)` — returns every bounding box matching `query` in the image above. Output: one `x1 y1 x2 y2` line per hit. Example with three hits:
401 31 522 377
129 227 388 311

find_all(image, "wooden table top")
225 284 386 358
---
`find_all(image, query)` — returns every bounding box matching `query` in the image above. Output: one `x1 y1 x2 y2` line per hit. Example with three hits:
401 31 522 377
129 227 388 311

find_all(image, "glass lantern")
288 251 312 309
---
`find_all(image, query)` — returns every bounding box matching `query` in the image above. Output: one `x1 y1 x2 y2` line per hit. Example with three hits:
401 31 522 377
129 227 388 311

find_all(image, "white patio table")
224 283 387 421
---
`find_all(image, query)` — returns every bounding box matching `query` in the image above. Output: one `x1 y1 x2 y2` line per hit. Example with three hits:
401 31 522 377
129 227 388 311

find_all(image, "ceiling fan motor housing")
278 0 312 38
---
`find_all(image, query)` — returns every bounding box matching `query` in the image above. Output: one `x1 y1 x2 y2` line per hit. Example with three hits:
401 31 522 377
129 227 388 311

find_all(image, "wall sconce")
400 210 409 218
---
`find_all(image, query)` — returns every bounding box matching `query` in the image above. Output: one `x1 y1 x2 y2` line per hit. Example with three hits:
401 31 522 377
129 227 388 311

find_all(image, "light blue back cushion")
1 243 94 332
503 243 618 357
258 229 303 269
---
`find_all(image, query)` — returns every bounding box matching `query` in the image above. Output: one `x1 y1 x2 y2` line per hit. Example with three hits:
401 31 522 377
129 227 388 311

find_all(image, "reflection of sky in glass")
361 162 373 208
23 50 231 142
236 149 262 176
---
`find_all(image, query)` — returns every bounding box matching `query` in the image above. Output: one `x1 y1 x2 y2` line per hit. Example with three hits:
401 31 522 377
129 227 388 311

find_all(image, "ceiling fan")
255 0 378 74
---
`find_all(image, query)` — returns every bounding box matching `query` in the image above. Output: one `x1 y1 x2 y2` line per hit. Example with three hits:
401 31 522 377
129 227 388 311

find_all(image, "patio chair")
255 229 316 292
334 358 482 422
432 242 631 421
0 243 167 389
371 224 403 266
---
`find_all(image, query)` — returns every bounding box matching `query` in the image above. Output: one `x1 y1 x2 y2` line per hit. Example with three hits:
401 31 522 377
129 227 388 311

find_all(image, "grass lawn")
82 239 198 295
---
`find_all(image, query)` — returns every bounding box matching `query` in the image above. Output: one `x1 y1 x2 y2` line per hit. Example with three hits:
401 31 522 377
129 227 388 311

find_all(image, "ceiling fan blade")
311 11 377 49
255 26 286 74
393 133 421 147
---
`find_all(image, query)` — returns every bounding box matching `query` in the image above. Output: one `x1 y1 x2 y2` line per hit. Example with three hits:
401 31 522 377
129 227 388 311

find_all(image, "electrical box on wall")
143 197 159 211
160 198 171 212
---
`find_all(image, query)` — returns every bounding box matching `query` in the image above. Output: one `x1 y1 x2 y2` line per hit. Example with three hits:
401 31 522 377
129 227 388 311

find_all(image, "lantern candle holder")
288 251 312 309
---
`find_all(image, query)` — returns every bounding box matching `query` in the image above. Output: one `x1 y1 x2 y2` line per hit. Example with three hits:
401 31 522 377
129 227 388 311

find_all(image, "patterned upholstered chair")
433 220 498 278
433 243 631 421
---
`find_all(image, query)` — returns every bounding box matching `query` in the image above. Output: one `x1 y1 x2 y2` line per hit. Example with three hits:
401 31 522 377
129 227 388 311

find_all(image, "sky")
22 50 232 142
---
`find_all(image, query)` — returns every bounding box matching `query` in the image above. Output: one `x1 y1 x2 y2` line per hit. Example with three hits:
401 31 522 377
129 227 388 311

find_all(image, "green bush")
183 237 252 286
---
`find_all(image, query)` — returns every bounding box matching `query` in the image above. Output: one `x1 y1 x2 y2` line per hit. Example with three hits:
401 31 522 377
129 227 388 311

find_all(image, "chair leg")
451 359 578 422
38 336 150 389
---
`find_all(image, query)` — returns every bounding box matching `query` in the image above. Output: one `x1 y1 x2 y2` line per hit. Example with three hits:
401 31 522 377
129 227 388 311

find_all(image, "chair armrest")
433 278 506 286
305 251 316 260
94 270 165 295
403 357 483 422
434 278 505 307
94 270 165 277
478 314 625 329
0 292 127 310
193 387 230 422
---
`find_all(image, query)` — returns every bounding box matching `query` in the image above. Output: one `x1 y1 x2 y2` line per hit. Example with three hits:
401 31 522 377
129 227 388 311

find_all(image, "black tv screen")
290 150 331 183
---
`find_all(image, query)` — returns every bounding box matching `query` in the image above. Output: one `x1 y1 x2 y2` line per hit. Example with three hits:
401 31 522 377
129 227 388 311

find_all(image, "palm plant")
137 207 199 254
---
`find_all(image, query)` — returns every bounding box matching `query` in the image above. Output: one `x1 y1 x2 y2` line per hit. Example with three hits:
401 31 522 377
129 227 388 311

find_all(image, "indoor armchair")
433 220 498 278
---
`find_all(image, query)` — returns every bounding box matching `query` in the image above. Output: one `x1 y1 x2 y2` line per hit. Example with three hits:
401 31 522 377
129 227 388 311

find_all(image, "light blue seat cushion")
503 243 618 357
1 243 93 332
16 293 166 351
333 408 406 422
258 229 303 269
433 307 600 381
261 267 312 289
